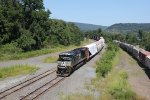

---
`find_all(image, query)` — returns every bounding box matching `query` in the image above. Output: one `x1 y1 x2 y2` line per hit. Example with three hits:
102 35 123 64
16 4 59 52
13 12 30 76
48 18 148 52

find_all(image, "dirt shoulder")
119 49 150 100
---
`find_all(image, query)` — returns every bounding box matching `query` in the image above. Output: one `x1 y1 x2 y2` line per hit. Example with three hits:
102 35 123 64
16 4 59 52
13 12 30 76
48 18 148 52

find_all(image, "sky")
43 0 150 26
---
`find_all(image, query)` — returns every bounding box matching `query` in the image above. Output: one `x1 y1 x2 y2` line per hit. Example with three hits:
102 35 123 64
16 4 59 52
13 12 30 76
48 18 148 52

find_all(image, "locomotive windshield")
58 55 72 61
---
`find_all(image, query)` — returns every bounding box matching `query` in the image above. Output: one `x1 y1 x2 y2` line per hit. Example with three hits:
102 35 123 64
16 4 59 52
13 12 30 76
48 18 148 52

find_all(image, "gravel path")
0 45 106 100
0 53 59 91
119 50 150 100
0 52 59 68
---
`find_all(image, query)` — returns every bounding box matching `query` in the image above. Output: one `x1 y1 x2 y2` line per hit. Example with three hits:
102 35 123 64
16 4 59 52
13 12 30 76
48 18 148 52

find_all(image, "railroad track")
20 76 65 100
0 68 56 99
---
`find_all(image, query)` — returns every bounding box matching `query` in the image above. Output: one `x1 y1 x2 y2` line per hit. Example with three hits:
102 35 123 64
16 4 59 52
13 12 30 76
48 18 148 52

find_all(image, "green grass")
0 38 92 61
96 70 136 100
0 65 38 79
0 45 75 61
107 71 136 100
43 56 58 63
60 93 94 100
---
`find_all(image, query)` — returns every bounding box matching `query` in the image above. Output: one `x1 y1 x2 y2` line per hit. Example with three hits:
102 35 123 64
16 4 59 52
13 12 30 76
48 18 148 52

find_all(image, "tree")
0 0 84 52
140 32 150 51
138 30 143 40
17 30 36 51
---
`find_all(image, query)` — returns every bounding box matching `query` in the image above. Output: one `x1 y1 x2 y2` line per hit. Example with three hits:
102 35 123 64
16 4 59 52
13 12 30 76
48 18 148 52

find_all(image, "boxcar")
139 49 150 65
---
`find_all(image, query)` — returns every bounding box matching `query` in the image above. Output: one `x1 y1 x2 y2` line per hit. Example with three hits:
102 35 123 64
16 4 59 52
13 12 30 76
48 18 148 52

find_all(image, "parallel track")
20 76 66 100
0 68 56 99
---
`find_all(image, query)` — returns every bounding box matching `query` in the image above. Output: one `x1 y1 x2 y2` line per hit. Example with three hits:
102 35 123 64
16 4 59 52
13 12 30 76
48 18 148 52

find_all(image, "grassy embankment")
0 38 93 61
43 39 93 63
0 65 38 80
61 43 140 100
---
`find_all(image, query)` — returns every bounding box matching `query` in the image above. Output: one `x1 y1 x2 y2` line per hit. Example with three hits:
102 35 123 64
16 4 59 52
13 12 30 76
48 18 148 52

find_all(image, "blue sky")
44 0 150 26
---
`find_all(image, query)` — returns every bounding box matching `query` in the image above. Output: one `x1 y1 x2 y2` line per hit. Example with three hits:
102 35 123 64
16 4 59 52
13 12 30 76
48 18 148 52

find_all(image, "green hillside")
73 22 107 31
106 23 150 34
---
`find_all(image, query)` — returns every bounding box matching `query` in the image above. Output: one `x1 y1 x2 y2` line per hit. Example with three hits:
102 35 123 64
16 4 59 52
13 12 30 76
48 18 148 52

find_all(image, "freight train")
56 37 105 76
114 40 150 69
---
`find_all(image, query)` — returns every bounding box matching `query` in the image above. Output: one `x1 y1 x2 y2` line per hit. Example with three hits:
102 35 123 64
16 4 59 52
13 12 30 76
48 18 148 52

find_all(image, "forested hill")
106 23 150 34
73 22 107 31
0 0 83 52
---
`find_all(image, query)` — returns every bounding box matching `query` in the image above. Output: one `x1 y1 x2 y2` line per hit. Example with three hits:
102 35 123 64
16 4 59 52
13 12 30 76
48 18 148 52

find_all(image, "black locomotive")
56 47 89 76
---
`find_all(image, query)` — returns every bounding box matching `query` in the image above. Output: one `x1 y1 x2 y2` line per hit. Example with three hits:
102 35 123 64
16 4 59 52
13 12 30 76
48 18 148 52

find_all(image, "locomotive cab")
57 53 74 76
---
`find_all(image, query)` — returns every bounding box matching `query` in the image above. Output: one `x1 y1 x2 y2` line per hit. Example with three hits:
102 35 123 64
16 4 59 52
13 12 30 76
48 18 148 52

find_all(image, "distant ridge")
106 23 150 34
72 22 108 31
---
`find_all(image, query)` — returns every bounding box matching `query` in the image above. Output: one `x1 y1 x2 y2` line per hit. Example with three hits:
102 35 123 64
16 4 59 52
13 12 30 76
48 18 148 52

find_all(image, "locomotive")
57 37 105 76
56 47 88 76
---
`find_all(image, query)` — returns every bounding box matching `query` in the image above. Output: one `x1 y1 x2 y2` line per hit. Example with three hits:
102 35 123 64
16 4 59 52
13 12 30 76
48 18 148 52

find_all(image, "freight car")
146 56 150 69
132 46 139 60
139 49 150 66
115 41 150 69
57 38 105 76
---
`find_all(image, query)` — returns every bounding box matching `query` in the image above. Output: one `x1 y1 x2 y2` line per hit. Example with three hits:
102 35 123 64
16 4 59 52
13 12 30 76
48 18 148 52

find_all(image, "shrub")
17 30 36 51
0 42 22 54
96 43 118 77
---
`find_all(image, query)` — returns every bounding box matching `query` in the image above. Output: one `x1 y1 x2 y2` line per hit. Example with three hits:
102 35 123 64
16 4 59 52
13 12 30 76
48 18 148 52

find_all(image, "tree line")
85 28 150 51
111 30 150 51
0 0 83 52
